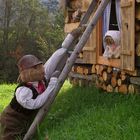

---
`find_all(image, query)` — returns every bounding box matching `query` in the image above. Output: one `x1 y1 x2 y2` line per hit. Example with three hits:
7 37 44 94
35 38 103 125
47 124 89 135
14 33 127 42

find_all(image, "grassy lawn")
0 82 140 140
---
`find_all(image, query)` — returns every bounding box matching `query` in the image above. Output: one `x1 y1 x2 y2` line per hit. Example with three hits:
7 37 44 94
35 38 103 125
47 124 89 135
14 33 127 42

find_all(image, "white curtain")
103 0 112 48
115 0 121 30
103 0 121 49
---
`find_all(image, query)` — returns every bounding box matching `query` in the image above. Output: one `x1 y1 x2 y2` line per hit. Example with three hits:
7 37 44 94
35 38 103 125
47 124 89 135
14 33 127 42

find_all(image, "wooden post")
23 0 111 139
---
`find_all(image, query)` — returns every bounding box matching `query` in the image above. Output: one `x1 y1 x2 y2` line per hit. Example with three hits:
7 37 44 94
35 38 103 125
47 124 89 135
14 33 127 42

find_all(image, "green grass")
1 82 140 140
0 84 16 112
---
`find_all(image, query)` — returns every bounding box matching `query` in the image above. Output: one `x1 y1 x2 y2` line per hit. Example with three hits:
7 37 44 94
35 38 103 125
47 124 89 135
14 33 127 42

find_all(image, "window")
97 0 121 68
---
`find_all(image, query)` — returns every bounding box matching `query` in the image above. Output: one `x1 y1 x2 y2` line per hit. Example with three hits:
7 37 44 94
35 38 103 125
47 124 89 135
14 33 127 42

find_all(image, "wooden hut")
63 0 140 94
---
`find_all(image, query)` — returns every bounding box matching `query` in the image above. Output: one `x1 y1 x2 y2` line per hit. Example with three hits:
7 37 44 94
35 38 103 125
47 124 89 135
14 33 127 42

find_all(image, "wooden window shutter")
120 0 135 71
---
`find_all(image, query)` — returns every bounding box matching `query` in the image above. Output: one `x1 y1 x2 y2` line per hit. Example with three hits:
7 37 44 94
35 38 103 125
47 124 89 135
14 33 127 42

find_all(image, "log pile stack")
91 64 140 94
69 64 140 94
69 64 97 87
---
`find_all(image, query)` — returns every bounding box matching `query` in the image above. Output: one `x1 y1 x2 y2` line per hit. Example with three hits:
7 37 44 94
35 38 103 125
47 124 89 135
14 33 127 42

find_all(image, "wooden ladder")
23 0 110 139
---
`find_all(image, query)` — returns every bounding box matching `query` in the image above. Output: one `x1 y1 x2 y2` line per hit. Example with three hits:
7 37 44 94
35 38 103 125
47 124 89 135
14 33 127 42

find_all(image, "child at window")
103 30 121 59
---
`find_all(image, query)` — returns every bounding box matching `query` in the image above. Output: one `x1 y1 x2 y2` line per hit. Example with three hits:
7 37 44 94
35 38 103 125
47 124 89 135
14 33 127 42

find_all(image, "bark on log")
23 0 111 139
114 86 119 93
128 84 140 94
95 64 100 75
136 44 140 56
121 73 126 81
118 85 128 94
117 76 130 87
98 65 107 75
111 76 117 88
117 78 122 86
102 83 107 91
107 66 112 73
69 72 96 81
91 64 96 74
77 66 83 74
130 76 140 85
128 84 135 94
102 71 112 84
106 84 113 93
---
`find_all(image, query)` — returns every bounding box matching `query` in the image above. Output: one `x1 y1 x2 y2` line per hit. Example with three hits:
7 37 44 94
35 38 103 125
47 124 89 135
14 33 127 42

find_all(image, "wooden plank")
120 0 135 71
130 76 140 85
98 56 120 68
82 14 97 64
81 0 92 12
83 50 96 64
64 22 79 33
121 1 132 8
69 72 97 81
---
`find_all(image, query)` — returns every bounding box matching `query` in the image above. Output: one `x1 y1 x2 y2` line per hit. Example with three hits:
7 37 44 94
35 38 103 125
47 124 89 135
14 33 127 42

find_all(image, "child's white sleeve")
16 77 58 109
44 48 67 81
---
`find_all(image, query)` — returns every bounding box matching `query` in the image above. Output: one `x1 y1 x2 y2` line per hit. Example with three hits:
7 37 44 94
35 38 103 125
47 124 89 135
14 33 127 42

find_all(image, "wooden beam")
97 56 120 68
130 77 140 85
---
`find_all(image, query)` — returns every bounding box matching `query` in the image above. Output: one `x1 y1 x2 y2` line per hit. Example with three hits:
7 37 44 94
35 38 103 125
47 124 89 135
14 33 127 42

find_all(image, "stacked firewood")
92 64 140 94
69 64 96 87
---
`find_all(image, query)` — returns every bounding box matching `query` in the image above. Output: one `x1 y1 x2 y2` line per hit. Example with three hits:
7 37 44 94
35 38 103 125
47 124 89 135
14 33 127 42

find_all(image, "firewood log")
114 86 119 93
99 75 104 83
112 69 120 77
128 84 140 94
130 76 140 85
106 84 113 92
120 73 130 82
117 78 122 86
118 84 128 94
111 76 117 87
128 84 135 94
117 76 130 86
77 66 83 74
102 71 112 84
95 64 99 74
95 80 102 89
107 66 112 73
96 75 103 88
98 65 107 75
111 70 120 87
121 74 126 81
91 64 96 74
136 44 140 56
79 52 83 58
102 83 107 91
83 67 88 75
